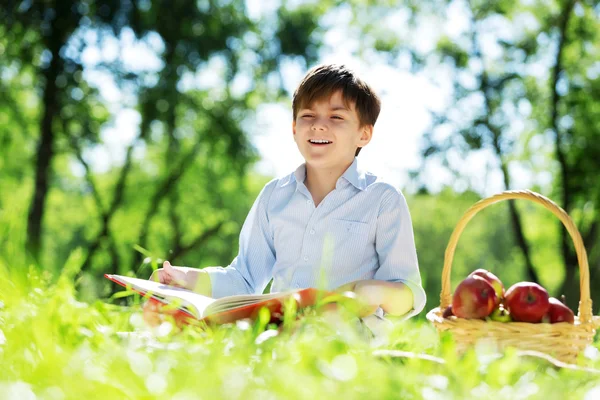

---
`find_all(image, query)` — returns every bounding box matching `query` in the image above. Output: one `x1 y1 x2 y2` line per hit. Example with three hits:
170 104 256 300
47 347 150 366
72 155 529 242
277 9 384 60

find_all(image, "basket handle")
439 189 593 324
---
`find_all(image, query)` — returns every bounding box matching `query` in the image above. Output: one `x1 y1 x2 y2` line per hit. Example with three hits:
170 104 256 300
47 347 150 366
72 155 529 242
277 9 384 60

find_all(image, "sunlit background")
2 1 600 397
77 0 550 197
1 0 599 311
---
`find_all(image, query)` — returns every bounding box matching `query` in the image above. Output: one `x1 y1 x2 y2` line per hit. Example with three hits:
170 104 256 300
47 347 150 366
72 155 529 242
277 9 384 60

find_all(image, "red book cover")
105 274 331 327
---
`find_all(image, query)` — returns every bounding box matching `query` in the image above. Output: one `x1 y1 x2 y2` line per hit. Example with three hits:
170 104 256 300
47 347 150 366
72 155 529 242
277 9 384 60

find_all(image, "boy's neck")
304 159 354 206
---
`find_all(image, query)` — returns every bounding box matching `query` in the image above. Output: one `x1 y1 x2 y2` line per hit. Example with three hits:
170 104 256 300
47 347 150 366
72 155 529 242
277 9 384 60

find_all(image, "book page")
106 275 216 319
204 290 296 316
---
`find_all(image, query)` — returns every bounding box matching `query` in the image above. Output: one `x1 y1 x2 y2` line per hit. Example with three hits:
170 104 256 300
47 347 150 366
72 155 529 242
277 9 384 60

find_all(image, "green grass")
1 256 600 399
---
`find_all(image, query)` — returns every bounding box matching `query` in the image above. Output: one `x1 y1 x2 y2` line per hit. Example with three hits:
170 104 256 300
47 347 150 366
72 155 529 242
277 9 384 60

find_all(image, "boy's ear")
292 120 296 136
358 124 373 147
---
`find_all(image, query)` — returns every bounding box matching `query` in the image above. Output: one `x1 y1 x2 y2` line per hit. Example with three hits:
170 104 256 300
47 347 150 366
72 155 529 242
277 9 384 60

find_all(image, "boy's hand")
329 284 379 317
143 261 212 326
334 280 414 317
352 281 384 316
149 261 188 288
144 261 188 327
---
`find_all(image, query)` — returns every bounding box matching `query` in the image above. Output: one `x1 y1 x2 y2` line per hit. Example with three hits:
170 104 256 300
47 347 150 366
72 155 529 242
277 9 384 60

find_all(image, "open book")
105 274 332 325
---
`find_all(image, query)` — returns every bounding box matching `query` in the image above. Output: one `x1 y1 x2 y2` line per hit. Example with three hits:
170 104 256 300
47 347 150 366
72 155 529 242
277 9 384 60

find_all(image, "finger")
159 268 176 285
164 261 188 287
159 269 169 284
162 263 175 283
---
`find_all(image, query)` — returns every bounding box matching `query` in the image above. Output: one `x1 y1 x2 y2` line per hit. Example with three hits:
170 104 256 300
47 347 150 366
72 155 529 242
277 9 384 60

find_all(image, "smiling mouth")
308 139 332 145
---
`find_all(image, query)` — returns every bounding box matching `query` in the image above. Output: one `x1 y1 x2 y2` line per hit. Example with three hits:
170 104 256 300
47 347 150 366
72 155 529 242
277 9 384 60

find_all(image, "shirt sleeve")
373 187 426 319
202 180 277 298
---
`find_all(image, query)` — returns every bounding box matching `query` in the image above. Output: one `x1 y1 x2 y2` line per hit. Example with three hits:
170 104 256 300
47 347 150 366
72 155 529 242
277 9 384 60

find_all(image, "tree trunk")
550 0 577 298
484 82 538 283
466 6 539 283
26 37 62 262
495 155 539 282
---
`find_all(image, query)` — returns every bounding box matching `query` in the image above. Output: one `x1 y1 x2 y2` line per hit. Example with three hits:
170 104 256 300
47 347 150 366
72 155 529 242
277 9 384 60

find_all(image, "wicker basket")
426 189 600 364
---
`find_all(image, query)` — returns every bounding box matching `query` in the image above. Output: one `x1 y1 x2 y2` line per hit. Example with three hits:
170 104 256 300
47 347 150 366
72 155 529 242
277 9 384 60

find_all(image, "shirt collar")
278 163 305 188
293 163 306 185
339 158 367 191
278 158 367 191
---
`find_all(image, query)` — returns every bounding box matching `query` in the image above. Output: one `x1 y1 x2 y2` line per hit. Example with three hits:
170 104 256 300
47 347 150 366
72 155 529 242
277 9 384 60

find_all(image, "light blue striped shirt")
204 158 426 318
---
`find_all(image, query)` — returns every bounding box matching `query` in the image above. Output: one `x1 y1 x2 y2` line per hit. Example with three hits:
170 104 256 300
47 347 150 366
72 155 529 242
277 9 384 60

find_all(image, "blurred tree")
419 0 541 283
411 0 599 307
0 0 122 262
342 0 599 307
0 0 333 294
536 0 600 302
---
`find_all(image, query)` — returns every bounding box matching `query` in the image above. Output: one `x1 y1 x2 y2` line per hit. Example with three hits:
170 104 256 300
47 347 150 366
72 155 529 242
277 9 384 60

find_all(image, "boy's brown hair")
292 64 381 156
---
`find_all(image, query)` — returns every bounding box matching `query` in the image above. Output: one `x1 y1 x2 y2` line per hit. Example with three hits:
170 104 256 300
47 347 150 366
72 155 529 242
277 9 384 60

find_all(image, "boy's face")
293 91 372 170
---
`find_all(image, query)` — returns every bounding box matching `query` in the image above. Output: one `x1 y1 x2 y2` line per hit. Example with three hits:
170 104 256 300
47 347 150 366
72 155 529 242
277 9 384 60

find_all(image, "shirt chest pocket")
325 219 371 266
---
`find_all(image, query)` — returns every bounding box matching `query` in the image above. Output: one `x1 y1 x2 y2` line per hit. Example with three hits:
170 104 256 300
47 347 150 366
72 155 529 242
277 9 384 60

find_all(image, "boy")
150 64 425 320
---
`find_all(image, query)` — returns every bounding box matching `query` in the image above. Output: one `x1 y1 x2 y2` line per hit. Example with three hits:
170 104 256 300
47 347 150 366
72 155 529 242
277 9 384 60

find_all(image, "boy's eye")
331 115 343 120
301 114 314 118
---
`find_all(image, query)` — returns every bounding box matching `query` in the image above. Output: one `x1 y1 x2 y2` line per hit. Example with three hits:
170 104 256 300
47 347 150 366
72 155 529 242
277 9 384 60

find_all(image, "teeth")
309 139 331 144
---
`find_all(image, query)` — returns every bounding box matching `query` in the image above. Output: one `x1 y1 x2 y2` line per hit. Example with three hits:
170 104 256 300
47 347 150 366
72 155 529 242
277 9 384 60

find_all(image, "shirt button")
303 256 309 261
306 200 311 205
310 229 315 235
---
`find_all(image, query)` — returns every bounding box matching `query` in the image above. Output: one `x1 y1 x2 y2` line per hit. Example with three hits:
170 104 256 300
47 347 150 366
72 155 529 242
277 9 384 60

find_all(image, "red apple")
543 297 575 324
469 269 504 305
504 282 550 323
452 275 498 319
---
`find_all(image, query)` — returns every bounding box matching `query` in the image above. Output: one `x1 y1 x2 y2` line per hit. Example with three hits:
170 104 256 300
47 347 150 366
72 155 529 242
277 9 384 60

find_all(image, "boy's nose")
311 119 327 130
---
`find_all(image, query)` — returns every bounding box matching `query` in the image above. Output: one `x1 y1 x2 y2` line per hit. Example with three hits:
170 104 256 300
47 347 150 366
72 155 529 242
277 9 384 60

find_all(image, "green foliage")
1 266 600 398
436 36 470 68
360 0 600 306
276 6 322 65
1 1 600 395
0 0 332 289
